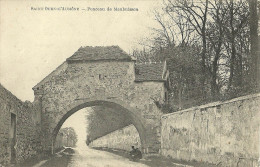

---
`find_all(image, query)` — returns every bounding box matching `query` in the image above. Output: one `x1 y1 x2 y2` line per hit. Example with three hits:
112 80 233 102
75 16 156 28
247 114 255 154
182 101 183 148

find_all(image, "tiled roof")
135 61 167 82
67 46 133 62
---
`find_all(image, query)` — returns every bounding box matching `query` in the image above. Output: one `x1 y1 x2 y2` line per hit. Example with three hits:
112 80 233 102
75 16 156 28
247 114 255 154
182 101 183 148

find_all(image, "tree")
248 0 259 90
158 45 203 109
136 0 258 112
59 127 78 147
206 0 227 99
222 0 249 92
166 0 209 100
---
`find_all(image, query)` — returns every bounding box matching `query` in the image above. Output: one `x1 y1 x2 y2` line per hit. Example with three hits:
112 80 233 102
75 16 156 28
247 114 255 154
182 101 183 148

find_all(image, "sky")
0 0 162 102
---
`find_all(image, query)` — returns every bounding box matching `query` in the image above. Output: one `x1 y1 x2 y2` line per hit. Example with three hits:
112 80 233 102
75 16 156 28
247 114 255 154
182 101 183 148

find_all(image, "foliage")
59 127 78 147
136 0 259 112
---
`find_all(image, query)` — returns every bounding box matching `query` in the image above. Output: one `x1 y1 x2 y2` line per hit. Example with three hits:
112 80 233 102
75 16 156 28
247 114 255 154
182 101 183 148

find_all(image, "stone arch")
51 99 147 151
34 46 169 154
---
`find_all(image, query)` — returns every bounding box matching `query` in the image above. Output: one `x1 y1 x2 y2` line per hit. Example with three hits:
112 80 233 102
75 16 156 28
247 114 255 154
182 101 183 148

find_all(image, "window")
165 91 168 103
10 113 16 163
135 68 140 75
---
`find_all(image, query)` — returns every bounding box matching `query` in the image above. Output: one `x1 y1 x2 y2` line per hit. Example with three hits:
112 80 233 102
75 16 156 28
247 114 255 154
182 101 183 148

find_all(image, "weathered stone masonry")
161 93 260 167
32 46 169 154
90 124 141 151
0 84 41 165
86 106 133 142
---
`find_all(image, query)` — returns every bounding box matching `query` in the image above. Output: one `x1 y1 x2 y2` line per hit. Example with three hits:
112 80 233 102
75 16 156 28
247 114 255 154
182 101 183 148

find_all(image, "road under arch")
52 100 145 152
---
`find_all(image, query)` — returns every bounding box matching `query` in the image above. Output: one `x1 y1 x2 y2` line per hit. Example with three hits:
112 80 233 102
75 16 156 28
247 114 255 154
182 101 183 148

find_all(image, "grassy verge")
13 147 67 167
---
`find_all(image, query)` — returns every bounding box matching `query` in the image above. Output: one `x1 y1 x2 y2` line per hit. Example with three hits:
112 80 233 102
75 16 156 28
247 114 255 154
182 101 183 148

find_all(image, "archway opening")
52 101 145 154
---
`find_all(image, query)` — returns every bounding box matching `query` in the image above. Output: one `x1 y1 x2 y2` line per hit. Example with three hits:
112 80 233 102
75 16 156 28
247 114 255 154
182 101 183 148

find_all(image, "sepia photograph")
0 0 259 166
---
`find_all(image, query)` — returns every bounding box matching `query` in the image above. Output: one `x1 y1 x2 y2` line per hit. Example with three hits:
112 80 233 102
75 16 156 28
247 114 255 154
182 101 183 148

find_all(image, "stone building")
32 46 169 154
0 45 170 165
0 84 41 166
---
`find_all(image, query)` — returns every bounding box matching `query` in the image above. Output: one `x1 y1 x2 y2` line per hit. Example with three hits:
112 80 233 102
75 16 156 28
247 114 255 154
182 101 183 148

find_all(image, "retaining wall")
161 94 260 167
90 124 141 151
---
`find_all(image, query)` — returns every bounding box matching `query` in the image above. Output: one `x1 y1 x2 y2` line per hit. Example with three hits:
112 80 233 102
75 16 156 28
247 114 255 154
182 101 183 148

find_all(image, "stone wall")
161 93 260 167
90 124 141 151
35 60 164 153
0 84 41 165
86 106 132 142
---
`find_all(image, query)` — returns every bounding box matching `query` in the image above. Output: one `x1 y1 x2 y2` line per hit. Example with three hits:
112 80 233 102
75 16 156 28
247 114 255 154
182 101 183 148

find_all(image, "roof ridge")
134 61 168 82
135 61 163 65
67 46 133 62
79 45 120 49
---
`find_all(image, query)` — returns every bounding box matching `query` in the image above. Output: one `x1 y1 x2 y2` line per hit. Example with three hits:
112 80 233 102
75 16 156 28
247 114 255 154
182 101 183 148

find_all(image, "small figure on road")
130 146 137 155
129 146 142 161
135 148 142 159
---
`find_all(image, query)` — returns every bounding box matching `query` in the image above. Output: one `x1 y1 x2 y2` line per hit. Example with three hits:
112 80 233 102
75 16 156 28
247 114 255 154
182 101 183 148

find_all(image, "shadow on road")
92 147 217 167
39 148 75 167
